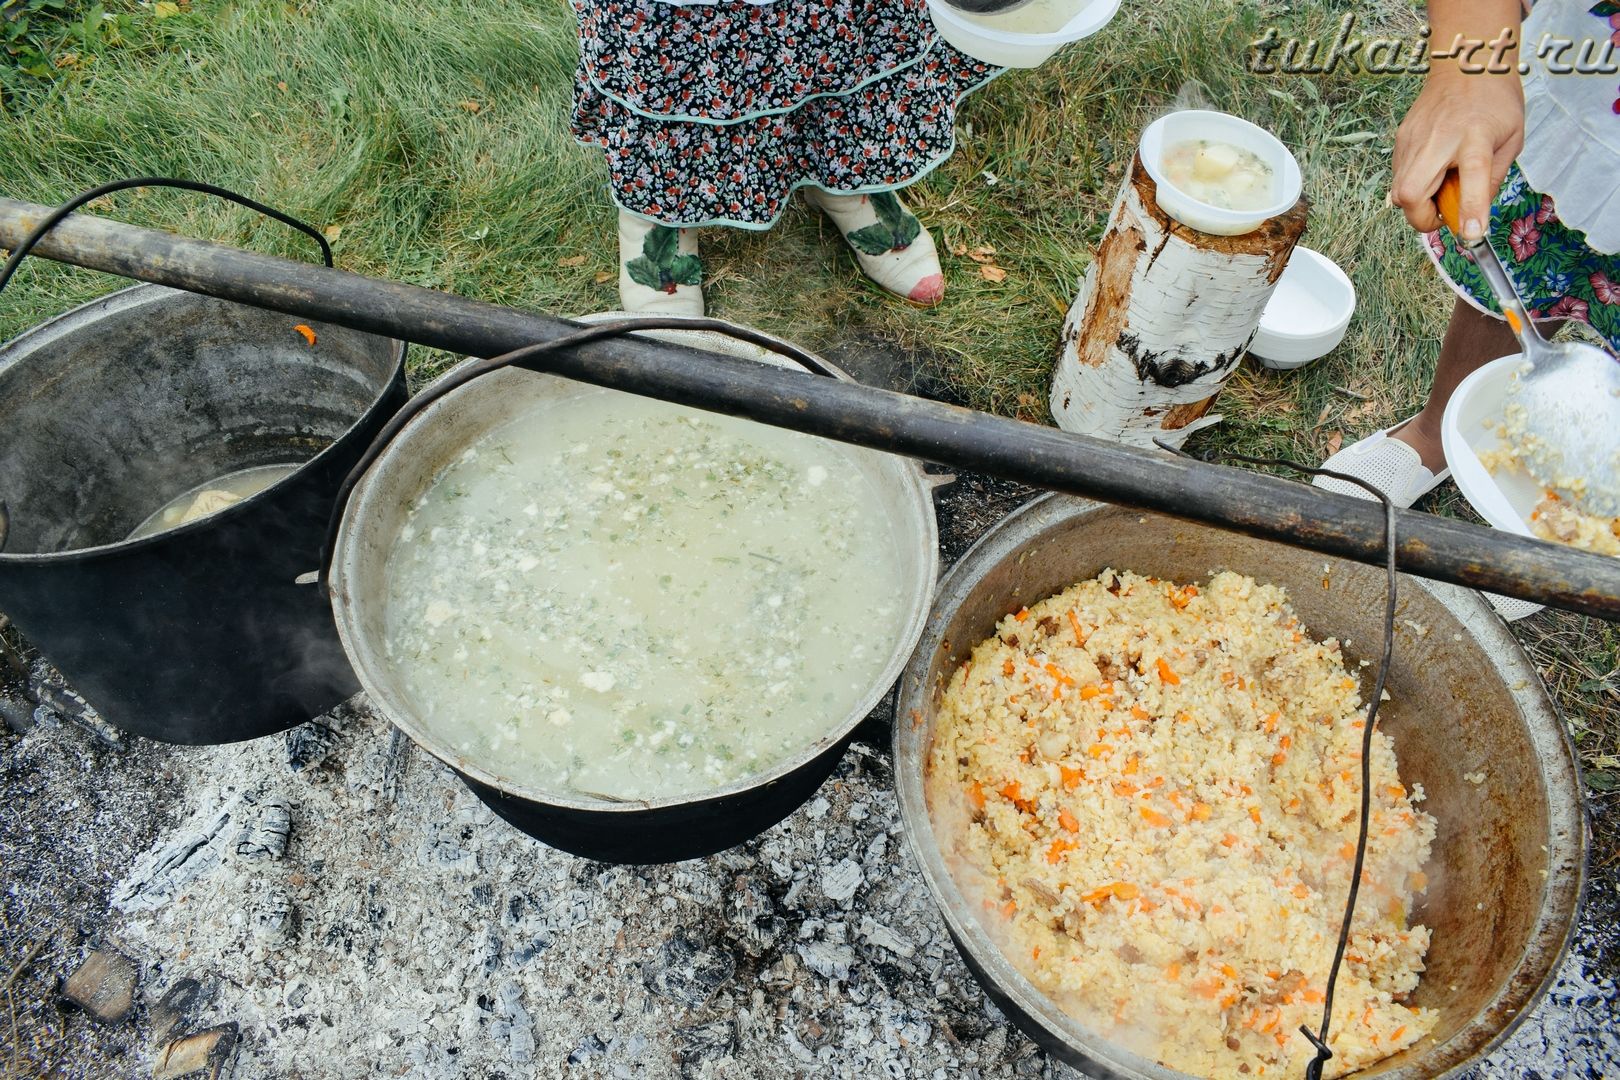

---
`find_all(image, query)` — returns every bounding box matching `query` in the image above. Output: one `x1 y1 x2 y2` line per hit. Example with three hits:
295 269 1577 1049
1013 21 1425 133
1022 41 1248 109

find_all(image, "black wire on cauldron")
0 177 335 555
1157 440 1399 1080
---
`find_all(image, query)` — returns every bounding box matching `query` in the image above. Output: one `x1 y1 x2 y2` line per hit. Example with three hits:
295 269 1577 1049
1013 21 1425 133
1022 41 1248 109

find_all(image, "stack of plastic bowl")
925 0 1121 68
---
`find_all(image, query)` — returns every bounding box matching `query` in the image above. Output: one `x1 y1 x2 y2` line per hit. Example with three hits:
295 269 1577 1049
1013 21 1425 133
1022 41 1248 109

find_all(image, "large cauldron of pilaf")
895 496 1585 1080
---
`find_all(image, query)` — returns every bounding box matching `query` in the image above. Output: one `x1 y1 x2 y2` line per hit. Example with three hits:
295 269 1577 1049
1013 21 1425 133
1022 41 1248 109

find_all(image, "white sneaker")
618 212 704 316
1313 420 1450 509
1485 594 1544 622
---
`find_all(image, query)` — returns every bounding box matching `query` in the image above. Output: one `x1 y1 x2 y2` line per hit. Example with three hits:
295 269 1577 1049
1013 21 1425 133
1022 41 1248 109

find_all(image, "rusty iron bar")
3 195 1618 619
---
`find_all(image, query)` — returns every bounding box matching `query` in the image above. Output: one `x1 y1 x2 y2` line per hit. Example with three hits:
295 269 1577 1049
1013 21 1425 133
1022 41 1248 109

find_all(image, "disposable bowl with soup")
925 0 1121 69
328 318 941 864
1139 110 1303 236
894 496 1585 1079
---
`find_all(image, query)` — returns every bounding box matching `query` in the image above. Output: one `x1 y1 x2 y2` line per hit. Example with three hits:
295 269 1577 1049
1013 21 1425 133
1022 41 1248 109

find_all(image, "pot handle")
0 177 333 297
0 177 334 556
307 315 849 591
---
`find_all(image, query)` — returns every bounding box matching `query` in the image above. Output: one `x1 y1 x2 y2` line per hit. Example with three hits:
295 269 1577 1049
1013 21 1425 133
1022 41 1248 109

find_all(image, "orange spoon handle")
1436 170 1466 241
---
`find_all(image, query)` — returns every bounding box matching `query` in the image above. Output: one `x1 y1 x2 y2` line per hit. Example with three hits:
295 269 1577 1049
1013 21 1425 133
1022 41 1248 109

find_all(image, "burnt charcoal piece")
643 932 735 1008
149 978 206 1044
567 1033 607 1065
154 1022 239 1080
251 889 297 947
284 720 341 772
675 1019 736 1069
60 948 138 1024
724 877 781 957
236 797 292 860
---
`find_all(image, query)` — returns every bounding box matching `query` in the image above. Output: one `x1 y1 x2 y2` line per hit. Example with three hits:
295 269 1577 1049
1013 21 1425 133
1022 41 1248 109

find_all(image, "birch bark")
1050 153 1309 447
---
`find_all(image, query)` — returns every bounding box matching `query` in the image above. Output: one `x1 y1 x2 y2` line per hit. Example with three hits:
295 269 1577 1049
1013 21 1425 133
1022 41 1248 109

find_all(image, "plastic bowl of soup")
925 0 1120 69
1139 110 1302 236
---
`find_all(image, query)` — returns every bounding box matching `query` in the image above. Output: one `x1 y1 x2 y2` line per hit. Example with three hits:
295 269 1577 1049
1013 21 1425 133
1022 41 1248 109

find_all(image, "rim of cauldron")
0 283 407 565
893 493 1589 1080
329 320 942 816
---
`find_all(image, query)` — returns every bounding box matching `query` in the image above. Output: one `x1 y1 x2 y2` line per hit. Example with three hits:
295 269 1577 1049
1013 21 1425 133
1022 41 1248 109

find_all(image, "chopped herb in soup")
1160 138 1276 212
381 391 908 802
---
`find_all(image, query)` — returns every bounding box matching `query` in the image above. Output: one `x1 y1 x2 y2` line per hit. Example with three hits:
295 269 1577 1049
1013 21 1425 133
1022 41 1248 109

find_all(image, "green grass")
0 0 1615 839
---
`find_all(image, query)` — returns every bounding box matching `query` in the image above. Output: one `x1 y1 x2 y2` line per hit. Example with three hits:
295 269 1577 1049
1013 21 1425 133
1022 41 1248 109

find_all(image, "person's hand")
1390 68 1524 242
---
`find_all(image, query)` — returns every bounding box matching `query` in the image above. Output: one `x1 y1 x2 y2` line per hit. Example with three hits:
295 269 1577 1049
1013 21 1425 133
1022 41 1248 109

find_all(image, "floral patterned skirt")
1425 162 1620 351
571 0 1003 230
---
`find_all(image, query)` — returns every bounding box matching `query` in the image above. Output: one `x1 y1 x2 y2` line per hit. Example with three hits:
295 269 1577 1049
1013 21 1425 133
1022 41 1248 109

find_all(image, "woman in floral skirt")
571 0 1003 314
1319 0 1620 509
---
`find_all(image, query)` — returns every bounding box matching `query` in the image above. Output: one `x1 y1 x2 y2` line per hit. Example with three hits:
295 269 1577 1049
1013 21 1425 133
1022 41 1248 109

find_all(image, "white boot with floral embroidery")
805 188 945 306
618 212 704 316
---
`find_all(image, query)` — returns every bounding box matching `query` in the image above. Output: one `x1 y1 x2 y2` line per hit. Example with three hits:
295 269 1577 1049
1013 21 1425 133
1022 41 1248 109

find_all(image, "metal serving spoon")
1437 172 1620 517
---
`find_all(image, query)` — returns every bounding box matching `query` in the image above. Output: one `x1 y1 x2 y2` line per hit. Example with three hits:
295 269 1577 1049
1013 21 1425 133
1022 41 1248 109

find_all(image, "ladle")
1436 171 1620 517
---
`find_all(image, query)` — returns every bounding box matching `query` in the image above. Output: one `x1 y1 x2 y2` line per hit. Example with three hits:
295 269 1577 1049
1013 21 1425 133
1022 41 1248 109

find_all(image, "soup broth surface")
381 391 909 802
127 463 299 540
1160 138 1276 211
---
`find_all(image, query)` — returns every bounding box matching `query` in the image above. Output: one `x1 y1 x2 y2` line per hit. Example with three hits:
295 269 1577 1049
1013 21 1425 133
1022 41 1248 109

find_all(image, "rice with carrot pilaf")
928 569 1437 1079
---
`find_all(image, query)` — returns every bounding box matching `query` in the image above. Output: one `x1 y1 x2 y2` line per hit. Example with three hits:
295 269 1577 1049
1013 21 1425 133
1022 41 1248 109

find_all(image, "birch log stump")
1050 153 1310 448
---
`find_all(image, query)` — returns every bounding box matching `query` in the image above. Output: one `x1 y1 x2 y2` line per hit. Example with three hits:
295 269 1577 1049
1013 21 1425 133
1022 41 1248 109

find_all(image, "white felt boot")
618 212 704 316
804 188 945 306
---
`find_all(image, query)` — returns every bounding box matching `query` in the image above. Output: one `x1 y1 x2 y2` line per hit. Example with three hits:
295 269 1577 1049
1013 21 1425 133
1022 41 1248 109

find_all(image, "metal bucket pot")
329 320 941 863
894 495 1586 1079
0 284 407 743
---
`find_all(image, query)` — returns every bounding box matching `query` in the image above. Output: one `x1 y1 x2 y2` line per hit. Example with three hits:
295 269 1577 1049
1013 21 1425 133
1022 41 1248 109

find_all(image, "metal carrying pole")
3 195 1619 619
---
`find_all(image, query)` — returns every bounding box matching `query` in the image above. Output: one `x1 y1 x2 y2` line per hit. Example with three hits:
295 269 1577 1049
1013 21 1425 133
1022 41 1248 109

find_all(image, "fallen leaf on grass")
557 254 587 268
967 246 997 264
1325 430 1343 455
979 264 1008 283
153 1 180 16
949 241 968 257
594 270 614 284
457 100 483 114
322 224 342 243
1314 403 1333 426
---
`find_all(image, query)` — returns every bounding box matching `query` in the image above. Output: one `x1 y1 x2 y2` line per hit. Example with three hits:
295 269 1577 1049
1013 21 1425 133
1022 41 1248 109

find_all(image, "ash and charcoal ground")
1 473 1617 1079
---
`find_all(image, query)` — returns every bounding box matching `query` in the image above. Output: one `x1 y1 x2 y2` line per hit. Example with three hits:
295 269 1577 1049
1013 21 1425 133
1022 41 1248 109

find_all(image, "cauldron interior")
896 497 1585 1079
0 286 399 555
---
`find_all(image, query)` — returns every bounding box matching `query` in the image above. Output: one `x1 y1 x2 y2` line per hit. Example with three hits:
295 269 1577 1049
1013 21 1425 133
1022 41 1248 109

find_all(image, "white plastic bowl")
1443 352 1544 538
1442 352 1553 621
926 0 1120 69
1250 246 1356 370
1138 110 1302 236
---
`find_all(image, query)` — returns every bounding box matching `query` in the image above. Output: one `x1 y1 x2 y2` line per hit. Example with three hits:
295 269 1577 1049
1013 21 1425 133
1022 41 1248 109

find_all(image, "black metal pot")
325 319 942 863
457 735 855 864
0 285 406 743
